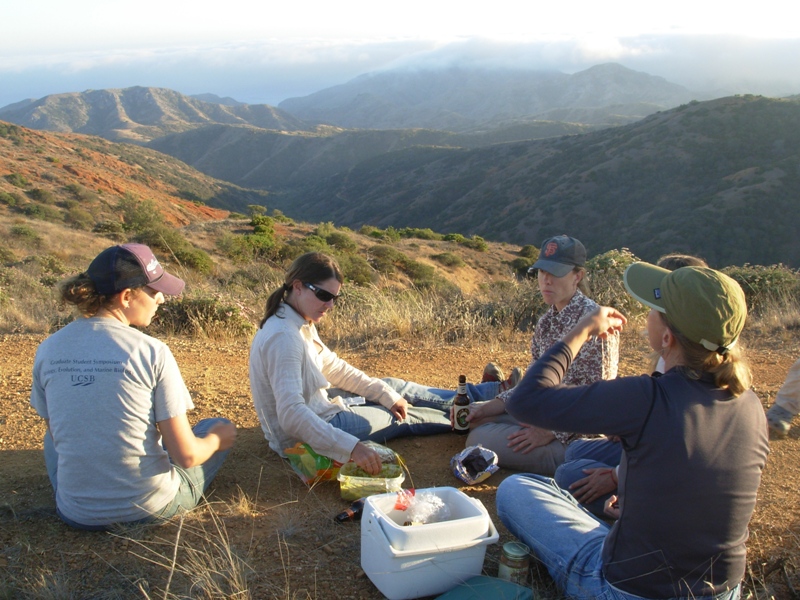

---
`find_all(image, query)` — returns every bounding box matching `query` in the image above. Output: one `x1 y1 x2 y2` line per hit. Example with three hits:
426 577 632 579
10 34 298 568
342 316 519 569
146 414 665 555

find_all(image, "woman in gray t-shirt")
30 243 236 530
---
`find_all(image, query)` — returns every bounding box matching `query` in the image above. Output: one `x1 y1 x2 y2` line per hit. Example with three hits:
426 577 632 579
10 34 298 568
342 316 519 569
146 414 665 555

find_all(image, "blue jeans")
497 474 741 600
554 438 623 517
381 377 501 410
328 378 501 442
44 418 233 530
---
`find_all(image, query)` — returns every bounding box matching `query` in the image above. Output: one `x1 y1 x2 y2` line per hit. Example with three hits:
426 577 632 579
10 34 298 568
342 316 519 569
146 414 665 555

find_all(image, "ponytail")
665 315 752 396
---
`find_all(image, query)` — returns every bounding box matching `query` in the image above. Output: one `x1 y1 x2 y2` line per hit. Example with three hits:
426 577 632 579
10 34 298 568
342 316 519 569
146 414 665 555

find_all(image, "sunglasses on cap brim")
303 282 341 303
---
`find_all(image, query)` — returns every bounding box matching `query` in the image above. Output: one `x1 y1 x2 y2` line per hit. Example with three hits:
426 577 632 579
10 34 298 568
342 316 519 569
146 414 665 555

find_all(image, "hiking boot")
499 367 523 393
481 363 505 383
766 403 795 438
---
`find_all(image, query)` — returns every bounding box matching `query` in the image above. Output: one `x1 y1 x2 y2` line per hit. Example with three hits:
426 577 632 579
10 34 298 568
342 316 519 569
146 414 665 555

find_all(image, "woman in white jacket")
249 252 499 474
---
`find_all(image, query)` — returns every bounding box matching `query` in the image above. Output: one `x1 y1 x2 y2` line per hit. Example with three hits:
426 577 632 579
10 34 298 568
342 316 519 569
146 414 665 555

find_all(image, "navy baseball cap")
530 235 587 278
87 243 185 296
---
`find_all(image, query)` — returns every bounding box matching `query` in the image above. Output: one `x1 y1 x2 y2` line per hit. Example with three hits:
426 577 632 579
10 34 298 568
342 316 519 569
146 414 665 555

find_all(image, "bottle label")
454 406 470 430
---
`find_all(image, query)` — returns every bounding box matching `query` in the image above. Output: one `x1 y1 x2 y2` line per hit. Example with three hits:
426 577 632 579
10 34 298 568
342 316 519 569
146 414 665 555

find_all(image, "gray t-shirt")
30 317 193 526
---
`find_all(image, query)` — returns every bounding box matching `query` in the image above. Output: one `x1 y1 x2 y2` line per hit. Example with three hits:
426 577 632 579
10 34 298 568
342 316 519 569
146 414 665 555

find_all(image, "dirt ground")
1 328 799 599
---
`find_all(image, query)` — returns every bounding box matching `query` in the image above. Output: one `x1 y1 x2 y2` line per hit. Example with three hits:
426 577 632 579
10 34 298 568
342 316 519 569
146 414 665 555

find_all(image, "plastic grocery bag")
284 442 343 485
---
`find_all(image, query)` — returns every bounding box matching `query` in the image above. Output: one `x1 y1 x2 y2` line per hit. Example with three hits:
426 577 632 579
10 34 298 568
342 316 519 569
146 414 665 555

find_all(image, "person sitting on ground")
766 358 800 437
249 252 511 475
554 252 708 517
497 263 768 600
461 235 619 475
31 243 237 531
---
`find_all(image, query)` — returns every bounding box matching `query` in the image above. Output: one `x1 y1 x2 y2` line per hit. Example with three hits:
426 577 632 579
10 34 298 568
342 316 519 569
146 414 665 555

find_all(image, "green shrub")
301 235 330 253
22 203 62 222
400 258 438 288
362 226 401 243
462 235 488 252
248 204 267 217
64 183 98 203
519 244 539 259
586 248 645 319
443 233 467 244
0 192 18 207
0 123 21 138
66 206 95 230
227 212 248 220
251 214 275 232
93 220 126 241
723 264 800 316
218 232 277 263
4 173 29 188
368 245 404 274
359 225 380 237
398 227 443 241
324 231 358 253
510 256 535 276
336 254 377 286
120 194 162 233
154 295 255 339
17 255 69 287
271 209 294 224
27 188 55 203
431 252 465 268
314 222 337 238
0 246 16 263
10 224 41 241
174 247 214 275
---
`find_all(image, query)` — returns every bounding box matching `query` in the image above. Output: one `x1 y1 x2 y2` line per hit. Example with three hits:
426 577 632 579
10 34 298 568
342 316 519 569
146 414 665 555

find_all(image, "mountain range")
2 63 800 267
0 87 306 143
278 63 698 131
264 95 800 267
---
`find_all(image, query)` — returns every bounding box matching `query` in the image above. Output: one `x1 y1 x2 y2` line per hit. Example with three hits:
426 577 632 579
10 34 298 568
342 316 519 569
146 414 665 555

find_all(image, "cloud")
2 35 800 111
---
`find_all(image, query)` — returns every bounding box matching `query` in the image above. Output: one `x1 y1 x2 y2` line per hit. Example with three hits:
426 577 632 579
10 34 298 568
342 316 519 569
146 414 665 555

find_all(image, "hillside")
146 121 592 189
263 95 800 267
0 121 272 227
4 93 800 269
0 87 309 143
278 63 697 131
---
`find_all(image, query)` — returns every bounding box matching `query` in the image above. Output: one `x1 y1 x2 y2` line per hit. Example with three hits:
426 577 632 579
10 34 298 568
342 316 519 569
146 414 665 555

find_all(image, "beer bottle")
453 374 471 435
333 498 366 522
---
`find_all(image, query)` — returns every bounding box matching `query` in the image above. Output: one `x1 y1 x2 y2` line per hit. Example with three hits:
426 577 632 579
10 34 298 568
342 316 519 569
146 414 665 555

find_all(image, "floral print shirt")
500 290 619 444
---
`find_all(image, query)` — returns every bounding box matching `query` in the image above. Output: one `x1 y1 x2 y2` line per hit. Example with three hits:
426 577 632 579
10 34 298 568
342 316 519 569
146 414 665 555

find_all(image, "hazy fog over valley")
2 1 800 110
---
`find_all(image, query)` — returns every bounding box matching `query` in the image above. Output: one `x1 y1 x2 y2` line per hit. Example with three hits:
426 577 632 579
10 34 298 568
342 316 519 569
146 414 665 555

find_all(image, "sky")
2 0 800 109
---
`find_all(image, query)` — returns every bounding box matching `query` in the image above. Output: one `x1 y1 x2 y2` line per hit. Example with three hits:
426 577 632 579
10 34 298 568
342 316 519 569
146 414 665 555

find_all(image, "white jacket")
249 303 403 463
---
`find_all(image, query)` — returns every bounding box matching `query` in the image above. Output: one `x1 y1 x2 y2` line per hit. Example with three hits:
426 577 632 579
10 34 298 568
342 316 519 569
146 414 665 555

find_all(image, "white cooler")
361 487 499 600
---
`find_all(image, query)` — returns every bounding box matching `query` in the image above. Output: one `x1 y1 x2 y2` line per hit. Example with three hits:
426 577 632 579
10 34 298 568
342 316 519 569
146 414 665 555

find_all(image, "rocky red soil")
1 329 799 599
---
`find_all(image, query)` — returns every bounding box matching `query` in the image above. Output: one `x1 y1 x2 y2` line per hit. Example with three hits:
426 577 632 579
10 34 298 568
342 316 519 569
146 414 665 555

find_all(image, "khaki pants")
466 413 566 475
776 357 800 415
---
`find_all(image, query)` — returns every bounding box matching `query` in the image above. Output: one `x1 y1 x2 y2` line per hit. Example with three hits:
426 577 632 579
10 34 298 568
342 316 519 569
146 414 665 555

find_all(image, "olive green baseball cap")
623 263 747 353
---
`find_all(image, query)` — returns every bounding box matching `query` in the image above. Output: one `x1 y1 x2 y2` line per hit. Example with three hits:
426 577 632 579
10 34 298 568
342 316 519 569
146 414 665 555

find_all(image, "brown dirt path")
1 330 799 598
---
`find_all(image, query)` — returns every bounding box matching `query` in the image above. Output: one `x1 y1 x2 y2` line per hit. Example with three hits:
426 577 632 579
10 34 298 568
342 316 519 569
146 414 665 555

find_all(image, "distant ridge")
278 63 698 131
190 93 245 107
265 95 800 267
0 87 309 143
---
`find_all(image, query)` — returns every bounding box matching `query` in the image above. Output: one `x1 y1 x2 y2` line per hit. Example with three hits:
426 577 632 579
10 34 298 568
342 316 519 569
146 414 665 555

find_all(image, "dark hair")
59 272 144 317
259 252 344 327
656 253 708 271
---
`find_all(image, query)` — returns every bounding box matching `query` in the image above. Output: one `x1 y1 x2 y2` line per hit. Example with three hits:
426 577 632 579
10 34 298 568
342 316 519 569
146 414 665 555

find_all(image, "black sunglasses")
303 282 342 303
